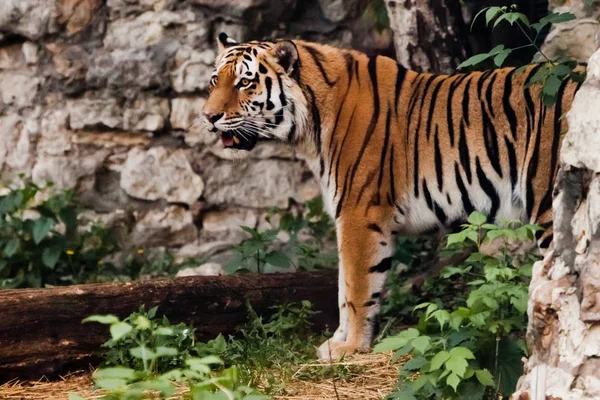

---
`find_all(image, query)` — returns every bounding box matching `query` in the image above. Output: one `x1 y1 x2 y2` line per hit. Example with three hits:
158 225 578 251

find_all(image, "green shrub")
459 4 585 106
0 180 117 288
376 212 540 399
78 306 267 400
228 197 337 274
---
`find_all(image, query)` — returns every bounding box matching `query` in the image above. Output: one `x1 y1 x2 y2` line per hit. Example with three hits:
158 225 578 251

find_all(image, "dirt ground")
0 352 404 400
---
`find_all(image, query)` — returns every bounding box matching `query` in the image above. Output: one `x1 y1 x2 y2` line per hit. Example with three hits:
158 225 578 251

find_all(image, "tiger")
201 32 582 361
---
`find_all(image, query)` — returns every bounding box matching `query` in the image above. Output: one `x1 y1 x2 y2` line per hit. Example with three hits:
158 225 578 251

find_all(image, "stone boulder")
120 146 204 205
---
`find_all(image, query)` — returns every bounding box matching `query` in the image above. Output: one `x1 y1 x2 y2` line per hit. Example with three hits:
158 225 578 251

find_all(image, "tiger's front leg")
317 210 395 361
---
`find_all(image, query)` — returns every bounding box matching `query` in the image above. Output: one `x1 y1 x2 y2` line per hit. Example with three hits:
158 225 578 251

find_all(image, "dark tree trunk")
0 271 338 382
385 0 470 73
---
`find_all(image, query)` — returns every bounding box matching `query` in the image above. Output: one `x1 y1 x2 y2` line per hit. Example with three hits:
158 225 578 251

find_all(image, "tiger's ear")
217 32 238 54
271 40 298 76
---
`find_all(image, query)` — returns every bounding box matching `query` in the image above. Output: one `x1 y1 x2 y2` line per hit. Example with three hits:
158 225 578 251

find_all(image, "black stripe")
458 120 472 184
344 52 354 77
481 102 503 178
389 144 396 206
371 292 382 299
367 223 383 233
523 65 544 167
503 69 518 141
364 300 377 307
334 108 357 217
394 64 407 114
505 136 518 191
327 62 354 186
369 257 392 273
434 202 448 225
412 75 437 197
461 76 473 126
377 108 392 201
346 56 381 197
540 234 553 249
276 74 287 107
526 99 546 218
356 170 376 205
476 157 500 220
303 45 336 87
265 76 275 110
425 78 445 139
539 78 570 218
434 125 443 191
446 74 469 146
336 169 351 218
485 72 497 119
305 85 323 176
455 162 474 215
422 179 433 210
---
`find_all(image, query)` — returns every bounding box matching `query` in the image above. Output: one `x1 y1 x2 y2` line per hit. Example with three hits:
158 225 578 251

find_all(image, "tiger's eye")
240 78 250 87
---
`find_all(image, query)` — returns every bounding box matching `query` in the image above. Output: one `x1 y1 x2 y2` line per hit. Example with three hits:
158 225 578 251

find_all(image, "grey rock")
201 157 314 208
68 97 123 130
317 0 359 23
130 205 198 247
123 96 169 132
176 262 224 277
120 146 204 205
0 70 40 107
0 0 56 40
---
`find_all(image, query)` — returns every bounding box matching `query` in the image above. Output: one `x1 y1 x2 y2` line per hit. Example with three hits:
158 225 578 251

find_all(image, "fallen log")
0 270 338 382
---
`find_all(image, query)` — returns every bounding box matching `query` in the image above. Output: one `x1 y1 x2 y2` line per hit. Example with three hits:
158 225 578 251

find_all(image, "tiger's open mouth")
219 130 258 151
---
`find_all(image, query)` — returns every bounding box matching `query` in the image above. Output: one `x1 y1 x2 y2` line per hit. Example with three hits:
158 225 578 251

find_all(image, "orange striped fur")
202 34 582 360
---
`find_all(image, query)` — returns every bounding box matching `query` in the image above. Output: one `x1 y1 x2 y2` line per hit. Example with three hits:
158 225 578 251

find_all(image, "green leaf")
430 350 451 371
33 217 55 244
458 53 492 70
94 367 136 380
445 355 469 378
552 64 573 76
41 246 61 269
402 356 428 371
411 336 431 355
130 345 156 361
153 326 174 336
94 378 128 390
485 6 502 25
82 315 120 324
445 347 475 378
446 372 461 392
155 346 178 357
3 238 19 257
430 310 451 329
542 11 577 25
467 212 486 226
494 49 512 67
475 369 495 386
134 315 151 330
185 358 212 374
374 336 410 352
544 74 562 96
110 322 133 341
264 251 290 268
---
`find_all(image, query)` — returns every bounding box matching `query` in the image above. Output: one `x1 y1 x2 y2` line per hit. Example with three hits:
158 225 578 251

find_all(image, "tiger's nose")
203 112 224 124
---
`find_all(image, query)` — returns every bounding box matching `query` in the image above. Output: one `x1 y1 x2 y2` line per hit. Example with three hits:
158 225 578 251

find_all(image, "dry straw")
0 352 405 400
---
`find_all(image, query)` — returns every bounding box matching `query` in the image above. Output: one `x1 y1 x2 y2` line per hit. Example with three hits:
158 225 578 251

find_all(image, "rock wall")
0 0 392 268
543 0 600 63
512 47 600 400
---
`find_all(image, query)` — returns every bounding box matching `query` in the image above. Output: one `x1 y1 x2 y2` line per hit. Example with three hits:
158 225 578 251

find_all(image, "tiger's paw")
316 338 367 361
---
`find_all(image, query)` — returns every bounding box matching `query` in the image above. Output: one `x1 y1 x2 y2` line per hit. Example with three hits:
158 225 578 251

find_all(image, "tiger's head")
202 33 308 156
